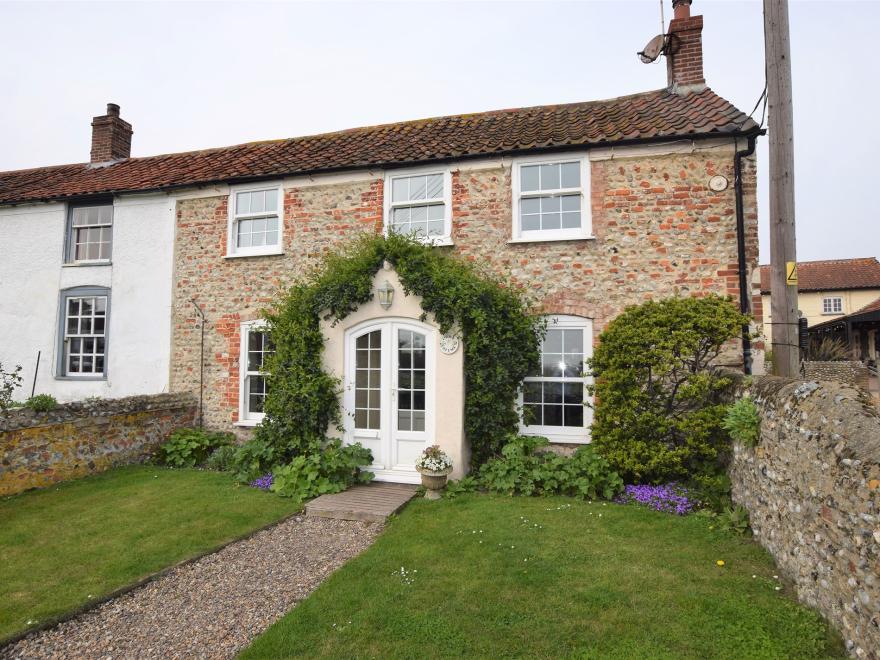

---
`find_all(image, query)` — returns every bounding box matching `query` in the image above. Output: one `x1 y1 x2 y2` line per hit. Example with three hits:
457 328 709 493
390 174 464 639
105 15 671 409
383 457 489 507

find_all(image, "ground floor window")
239 321 273 424
520 315 592 443
57 287 109 378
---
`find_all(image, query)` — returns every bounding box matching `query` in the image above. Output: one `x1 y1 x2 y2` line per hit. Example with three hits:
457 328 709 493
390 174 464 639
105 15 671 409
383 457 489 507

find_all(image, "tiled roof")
759 258 880 293
0 87 757 205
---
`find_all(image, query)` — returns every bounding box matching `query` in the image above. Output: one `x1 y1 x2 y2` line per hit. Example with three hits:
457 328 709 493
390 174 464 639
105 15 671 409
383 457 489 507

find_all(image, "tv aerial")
637 0 668 64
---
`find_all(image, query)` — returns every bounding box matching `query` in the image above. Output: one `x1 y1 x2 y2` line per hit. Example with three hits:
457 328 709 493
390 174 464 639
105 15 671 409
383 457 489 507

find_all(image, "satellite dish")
638 34 666 64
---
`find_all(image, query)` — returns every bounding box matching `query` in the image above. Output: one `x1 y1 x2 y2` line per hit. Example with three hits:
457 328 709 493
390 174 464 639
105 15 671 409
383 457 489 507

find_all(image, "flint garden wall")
0 393 196 496
729 376 880 658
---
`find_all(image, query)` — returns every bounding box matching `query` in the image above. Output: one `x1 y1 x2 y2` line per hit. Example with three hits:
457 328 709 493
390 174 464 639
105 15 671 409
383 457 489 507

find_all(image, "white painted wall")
0 194 175 402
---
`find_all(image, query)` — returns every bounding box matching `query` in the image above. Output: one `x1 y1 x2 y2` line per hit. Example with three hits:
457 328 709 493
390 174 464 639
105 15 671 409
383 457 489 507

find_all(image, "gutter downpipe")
734 132 759 375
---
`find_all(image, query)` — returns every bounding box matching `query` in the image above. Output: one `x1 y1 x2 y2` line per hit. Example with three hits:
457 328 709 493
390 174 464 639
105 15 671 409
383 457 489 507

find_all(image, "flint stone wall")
729 376 880 657
0 393 197 496
803 361 871 391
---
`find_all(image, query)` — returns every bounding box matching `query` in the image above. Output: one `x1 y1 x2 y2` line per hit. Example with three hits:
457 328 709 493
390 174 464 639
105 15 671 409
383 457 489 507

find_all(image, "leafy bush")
476 435 623 500
588 295 749 484
689 472 733 512
230 437 279 483
157 428 234 468
255 233 542 467
808 336 849 362
722 397 761 447
270 440 373 504
701 504 752 536
0 362 22 414
24 394 58 412
443 475 480 498
204 445 237 472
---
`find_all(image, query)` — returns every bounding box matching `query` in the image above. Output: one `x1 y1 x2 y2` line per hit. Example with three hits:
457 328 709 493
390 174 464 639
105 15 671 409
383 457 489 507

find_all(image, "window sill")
234 419 262 427
62 261 112 268
224 249 284 259
508 234 595 244
520 428 590 444
54 375 107 382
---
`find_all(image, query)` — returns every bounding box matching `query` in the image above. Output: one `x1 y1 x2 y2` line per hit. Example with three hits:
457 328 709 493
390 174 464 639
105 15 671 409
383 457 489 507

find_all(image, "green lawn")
243 495 843 659
0 466 298 642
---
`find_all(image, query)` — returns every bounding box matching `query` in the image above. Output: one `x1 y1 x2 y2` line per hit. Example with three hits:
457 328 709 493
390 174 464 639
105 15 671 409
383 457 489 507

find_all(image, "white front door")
344 320 434 483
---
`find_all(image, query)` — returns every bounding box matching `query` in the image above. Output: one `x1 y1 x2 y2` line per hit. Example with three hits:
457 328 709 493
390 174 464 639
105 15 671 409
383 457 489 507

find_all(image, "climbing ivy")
254 233 543 467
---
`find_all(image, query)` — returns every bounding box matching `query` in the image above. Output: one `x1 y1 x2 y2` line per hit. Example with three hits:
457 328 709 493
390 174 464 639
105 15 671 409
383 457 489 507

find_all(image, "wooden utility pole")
764 0 799 377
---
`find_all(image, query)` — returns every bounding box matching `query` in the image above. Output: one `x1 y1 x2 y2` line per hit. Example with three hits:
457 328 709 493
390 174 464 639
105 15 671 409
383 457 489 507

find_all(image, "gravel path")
2 516 381 659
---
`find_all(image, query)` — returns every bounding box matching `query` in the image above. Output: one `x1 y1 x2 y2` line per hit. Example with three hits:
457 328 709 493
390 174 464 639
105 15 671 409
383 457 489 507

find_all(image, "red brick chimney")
666 0 706 93
90 103 132 163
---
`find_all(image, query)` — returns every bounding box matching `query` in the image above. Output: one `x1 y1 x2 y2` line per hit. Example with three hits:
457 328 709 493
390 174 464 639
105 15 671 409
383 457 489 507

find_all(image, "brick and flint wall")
0 393 197 496
170 144 758 431
730 377 880 658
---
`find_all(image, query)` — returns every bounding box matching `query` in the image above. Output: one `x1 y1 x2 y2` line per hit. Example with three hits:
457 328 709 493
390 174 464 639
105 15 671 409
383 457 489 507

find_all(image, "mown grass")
243 494 843 659
0 466 298 642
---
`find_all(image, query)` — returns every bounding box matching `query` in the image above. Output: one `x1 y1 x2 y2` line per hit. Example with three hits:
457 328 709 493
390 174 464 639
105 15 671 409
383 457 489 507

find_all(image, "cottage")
0 0 760 482
758 257 880 346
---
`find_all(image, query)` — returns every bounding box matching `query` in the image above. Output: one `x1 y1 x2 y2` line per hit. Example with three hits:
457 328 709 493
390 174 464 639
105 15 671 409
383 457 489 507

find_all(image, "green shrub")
270 439 373 504
255 233 542 468
204 445 237 472
0 362 22 414
443 475 480 498
157 428 234 468
230 437 279 483
722 397 761 447
476 435 623 500
25 394 58 412
588 295 749 484
700 504 752 536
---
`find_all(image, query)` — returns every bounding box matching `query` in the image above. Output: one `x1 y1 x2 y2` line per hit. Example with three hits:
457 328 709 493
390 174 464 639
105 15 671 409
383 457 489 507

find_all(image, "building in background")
758 257 880 346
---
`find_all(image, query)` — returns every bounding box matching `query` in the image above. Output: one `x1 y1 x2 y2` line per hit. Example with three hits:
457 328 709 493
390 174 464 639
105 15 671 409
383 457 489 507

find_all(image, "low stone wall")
0 393 197 496
803 361 871 391
729 376 880 658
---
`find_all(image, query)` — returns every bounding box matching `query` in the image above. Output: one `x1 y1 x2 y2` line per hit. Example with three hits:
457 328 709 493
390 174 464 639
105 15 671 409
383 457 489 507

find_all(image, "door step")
305 482 420 523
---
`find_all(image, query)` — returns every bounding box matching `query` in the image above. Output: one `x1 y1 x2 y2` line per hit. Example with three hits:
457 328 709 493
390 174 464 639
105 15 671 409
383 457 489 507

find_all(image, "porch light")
377 280 395 310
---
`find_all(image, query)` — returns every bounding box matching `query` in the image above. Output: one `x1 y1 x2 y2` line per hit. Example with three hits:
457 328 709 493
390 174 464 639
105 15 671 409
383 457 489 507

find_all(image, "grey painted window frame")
63 200 114 265
56 285 111 381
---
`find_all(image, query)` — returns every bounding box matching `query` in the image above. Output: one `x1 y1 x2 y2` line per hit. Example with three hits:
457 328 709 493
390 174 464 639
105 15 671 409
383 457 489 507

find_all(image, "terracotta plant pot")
417 466 452 500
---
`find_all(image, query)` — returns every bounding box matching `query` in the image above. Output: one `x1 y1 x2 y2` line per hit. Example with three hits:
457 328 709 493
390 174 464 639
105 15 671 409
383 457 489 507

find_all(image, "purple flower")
250 473 273 490
614 483 695 515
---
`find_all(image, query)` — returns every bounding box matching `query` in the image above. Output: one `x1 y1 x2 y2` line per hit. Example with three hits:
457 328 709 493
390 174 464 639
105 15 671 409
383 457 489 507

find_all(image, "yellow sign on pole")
786 261 798 285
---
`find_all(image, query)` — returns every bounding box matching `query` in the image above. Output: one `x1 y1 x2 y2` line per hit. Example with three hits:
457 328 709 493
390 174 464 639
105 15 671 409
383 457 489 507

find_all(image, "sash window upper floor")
65 203 113 264
511 155 592 243
383 168 452 246
226 183 283 257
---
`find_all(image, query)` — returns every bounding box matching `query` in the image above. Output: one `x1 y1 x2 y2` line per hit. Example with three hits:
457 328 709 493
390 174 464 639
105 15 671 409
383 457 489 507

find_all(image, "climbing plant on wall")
254 233 543 467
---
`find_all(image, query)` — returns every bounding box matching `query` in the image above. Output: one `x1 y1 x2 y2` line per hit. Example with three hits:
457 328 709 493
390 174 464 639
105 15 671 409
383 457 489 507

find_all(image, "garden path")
1 516 380 659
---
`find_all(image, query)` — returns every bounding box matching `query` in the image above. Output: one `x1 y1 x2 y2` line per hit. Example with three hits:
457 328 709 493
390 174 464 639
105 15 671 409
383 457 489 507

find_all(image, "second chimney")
666 0 706 93
90 103 132 163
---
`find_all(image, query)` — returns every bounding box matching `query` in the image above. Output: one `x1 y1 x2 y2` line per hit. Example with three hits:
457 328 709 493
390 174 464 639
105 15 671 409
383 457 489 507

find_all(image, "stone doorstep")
305 483 419 523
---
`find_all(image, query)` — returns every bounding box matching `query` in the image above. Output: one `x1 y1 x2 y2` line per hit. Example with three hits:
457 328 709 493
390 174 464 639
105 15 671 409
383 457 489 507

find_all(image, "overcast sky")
1 0 877 263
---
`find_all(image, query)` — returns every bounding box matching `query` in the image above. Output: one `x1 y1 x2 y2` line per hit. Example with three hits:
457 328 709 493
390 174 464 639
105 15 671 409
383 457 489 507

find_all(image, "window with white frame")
823 296 843 314
512 156 590 241
385 169 451 243
239 322 274 423
58 287 109 378
66 204 113 263
520 315 593 442
228 185 282 256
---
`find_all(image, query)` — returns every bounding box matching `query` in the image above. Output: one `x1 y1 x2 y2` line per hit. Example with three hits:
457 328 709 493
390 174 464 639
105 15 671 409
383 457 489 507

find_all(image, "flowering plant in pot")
415 445 453 499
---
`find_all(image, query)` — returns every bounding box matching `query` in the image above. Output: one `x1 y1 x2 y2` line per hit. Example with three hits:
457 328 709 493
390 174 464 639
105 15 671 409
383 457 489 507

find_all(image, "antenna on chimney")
637 0 668 63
